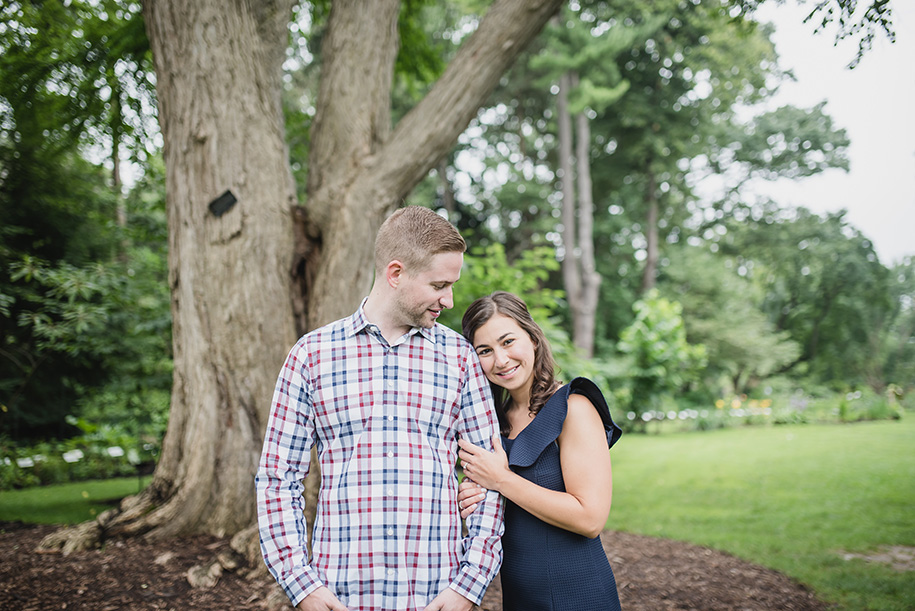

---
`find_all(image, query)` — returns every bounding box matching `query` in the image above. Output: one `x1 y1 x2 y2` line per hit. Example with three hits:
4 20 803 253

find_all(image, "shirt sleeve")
449 347 505 605
255 340 324 606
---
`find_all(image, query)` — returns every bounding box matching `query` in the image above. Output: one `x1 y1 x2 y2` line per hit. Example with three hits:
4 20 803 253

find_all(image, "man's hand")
297 586 349 611
423 587 474 611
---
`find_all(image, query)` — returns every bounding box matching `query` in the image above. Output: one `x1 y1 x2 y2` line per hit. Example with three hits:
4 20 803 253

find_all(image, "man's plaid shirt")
256 302 504 610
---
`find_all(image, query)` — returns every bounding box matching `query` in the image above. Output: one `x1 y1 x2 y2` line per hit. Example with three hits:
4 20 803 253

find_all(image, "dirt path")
0 522 831 610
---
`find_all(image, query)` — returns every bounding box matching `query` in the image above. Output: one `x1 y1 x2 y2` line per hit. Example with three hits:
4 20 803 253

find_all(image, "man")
256 206 504 611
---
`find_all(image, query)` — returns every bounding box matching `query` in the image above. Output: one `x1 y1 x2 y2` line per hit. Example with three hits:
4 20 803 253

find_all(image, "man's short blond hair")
375 206 466 276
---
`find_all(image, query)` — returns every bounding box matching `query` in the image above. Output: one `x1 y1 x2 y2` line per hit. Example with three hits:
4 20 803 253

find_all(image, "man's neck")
362 293 410 344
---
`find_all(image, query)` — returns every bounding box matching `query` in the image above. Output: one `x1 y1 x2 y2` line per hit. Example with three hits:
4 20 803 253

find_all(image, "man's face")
394 251 463 329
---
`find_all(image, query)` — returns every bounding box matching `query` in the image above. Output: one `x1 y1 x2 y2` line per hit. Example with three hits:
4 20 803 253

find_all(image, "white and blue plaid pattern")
257 302 504 610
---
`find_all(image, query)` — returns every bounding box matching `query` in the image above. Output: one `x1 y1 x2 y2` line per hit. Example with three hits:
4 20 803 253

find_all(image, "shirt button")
386 528 394 536
387 568 395 576
387 451 394 458
387 488 394 496
388 415 394 421
387 379 395 388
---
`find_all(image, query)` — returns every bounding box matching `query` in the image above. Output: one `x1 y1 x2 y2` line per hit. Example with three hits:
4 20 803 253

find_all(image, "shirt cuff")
449 564 491 606
282 565 324 607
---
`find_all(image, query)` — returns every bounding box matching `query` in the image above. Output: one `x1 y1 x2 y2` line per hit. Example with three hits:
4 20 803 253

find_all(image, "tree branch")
366 0 566 210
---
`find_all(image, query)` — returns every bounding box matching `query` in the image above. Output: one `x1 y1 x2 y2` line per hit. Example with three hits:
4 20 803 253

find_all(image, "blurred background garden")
1 1 912 609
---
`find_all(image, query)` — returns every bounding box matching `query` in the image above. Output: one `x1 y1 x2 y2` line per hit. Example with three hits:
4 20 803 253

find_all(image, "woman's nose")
493 348 509 367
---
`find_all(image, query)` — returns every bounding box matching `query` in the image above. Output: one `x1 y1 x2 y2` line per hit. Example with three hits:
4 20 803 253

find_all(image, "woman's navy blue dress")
499 377 623 611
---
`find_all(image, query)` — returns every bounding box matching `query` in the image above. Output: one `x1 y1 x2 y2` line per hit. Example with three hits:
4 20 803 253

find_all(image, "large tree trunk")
41 0 566 555
115 0 299 540
40 0 302 548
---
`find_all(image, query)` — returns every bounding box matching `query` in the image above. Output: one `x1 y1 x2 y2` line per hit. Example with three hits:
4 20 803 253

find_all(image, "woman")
458 291 623 611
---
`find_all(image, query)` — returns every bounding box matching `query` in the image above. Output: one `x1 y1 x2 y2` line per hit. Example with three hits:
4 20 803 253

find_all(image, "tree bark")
100 0 300 540
573 107 600 357
39 0 567 552
558 70 601 357
558 71 580 323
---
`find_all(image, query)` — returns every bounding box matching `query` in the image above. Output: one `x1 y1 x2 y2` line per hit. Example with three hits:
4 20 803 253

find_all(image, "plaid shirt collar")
345 297 437 344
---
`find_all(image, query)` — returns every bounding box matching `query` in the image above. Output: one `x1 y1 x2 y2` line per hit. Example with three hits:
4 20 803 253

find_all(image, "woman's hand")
458 433 509 493
458 478 486 519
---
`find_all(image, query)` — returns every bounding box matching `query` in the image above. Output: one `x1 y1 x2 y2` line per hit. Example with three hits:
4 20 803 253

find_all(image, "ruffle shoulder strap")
507 377 622 468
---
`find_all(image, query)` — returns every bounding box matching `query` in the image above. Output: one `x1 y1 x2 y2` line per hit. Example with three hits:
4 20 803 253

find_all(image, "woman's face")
471 313 537 394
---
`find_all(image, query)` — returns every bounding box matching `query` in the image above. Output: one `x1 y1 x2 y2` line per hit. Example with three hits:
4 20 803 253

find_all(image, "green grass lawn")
609 417 915 611
0 475 152 525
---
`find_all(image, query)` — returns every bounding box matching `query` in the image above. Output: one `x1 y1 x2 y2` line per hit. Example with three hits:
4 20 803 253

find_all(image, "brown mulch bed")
0 521 831 610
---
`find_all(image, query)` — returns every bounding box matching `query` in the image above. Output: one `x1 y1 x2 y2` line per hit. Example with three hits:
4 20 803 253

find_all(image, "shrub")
0 423 159 491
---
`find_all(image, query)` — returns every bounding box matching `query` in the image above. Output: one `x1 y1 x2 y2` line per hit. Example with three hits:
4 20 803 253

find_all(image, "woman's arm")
458 394 613 538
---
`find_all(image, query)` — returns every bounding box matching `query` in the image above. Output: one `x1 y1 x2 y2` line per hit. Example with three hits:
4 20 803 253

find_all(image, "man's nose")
440 287 454 310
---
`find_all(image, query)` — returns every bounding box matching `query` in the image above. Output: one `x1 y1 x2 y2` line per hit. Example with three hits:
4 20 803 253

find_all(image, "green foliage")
660 245 800 395
0 0 156 164
880 258 915 390
0 2 167 442
395 0 448 94
531 4 660 114
0 156 171 441
440 242 563 333
615 290 706 429
0 418 160 491
714 204 898 390
717 102 850 181
795 0 896 67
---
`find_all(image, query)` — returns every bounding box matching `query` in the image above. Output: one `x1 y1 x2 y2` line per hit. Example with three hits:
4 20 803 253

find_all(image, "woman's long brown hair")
462 291 559 436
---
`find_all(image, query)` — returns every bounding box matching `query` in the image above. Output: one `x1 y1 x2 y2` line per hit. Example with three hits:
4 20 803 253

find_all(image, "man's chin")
421 311 441 328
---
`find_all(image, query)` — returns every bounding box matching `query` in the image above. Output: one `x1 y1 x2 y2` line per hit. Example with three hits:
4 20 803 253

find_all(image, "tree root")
35 520 103 555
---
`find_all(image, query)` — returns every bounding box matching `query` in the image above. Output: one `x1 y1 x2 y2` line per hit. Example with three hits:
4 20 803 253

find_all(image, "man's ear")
386 260 405 288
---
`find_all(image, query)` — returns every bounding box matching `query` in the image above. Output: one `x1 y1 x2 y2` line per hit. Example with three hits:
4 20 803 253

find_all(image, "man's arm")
255 341 325 607
447 348 505 606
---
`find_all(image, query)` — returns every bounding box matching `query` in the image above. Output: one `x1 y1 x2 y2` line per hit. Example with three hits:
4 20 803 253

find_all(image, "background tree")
531 4 652 357
715 203 895 389
878 258 915 391
659 245 800 396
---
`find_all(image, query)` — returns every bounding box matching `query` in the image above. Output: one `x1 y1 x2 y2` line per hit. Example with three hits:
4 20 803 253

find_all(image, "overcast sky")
747 1 915 267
